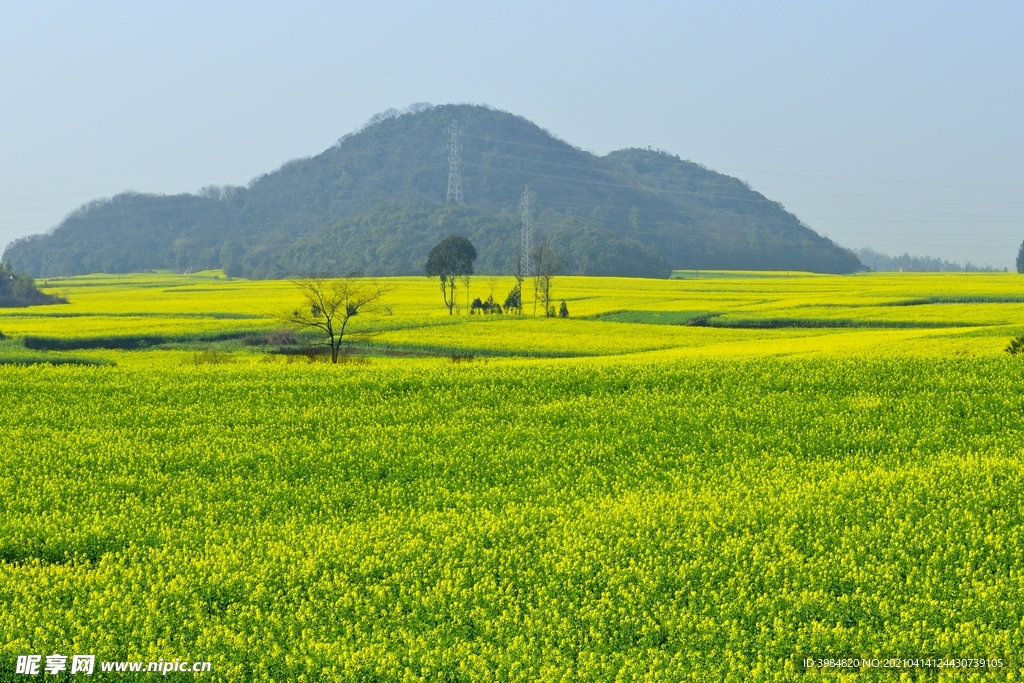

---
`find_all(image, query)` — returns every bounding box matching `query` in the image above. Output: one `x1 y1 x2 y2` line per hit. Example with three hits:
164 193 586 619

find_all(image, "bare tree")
284 273 389 363
531 243 566 317
461 272 472 313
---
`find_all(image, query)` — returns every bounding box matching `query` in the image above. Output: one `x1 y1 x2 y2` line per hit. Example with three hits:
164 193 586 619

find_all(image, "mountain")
3 104 862 278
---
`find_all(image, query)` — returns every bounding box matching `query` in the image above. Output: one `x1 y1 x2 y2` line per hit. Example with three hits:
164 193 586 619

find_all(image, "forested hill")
3 104 863 278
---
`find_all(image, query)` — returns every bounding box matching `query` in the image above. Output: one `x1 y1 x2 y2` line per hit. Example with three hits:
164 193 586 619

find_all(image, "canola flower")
2 271 1024 680
1 270 1022 359
2 358 1024 680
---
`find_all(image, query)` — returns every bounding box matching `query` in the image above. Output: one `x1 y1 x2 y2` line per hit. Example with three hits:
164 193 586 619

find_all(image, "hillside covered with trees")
3 104 862 278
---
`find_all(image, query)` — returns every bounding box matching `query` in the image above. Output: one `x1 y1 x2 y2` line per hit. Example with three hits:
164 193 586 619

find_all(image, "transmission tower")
519 185 534 278
446 123 463 204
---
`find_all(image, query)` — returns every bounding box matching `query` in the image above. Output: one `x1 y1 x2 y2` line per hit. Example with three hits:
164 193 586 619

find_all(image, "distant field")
0 269 1021 360
2 272 1024 681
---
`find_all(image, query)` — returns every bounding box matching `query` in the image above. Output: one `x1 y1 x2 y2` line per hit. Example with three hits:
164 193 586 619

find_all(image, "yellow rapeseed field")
3 271 1024 680
1 269 1021 361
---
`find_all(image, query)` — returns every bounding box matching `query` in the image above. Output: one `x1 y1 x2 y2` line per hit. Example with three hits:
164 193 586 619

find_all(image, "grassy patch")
699 317 978 329
589 310 981 330
888 295 1024 306
588 310 716 325
0 311 263 319
0 355 114 366
185 349 235 365
670 270 810 279
22 330 262 351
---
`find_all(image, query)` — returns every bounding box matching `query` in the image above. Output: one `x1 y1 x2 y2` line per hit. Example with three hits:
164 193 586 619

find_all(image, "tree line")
425 235 569 318
289 234 572 363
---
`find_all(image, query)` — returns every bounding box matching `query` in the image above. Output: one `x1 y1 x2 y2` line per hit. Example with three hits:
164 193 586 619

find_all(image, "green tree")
425 235 477 314
1016 239 1024 274
504 282 522 315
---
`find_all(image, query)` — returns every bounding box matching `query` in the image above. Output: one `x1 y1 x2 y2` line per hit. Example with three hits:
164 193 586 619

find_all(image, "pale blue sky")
2 1 1021 267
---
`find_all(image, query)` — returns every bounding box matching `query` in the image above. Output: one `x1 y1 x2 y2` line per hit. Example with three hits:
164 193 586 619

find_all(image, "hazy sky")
2 1 1022 267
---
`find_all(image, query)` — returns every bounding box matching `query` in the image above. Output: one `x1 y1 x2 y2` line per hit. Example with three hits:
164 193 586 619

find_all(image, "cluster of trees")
530 244 567 317
224 203 672 281
424 235 570 318
470 296 504 315
289 231 1024 364
0 263 65 308
287 232 568 363
857 247 1007 273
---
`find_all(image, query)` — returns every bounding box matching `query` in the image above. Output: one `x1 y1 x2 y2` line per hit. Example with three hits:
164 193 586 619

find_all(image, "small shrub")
266 329 300 346
559 301 569 318
188 350 233 365
449 354 475 364
1006 336 1024 355
0 356 113 367
337 352 371 366
241 329 300 346
303 347 332 363
298 347 370 364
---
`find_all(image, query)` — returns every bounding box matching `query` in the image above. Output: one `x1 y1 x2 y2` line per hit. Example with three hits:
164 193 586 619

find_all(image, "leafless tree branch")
283 273 390 363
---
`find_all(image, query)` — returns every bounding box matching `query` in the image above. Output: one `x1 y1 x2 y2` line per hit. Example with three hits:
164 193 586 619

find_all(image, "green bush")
188 350 234 365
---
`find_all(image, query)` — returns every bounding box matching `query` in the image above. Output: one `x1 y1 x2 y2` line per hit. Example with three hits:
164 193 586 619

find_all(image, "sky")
1 1 1022 268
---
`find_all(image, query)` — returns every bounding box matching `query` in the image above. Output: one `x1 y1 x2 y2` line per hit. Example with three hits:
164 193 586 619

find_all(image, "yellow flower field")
2 270 1024 681
1 269 1021 361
